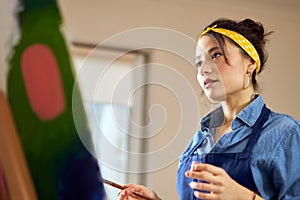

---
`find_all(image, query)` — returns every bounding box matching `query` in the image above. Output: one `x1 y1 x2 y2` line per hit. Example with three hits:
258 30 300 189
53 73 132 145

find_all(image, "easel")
0 91 38 200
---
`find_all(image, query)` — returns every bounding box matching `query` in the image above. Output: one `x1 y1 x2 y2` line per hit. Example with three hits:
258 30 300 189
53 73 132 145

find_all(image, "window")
71 44 147 199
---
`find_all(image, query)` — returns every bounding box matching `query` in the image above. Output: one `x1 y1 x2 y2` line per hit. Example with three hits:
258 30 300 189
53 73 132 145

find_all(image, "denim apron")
176 105 270 200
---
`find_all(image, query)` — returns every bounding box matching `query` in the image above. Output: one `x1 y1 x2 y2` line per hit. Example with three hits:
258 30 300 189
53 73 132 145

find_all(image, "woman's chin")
206 93 226 102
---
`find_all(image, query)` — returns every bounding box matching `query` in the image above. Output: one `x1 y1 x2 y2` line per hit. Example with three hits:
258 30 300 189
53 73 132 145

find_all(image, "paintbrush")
101 178 153 200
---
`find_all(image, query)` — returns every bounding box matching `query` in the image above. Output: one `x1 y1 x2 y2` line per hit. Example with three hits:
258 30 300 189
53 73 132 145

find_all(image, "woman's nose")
199 61 212 76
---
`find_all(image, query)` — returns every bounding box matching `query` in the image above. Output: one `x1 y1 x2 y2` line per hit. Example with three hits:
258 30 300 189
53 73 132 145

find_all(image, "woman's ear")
247 58 257 74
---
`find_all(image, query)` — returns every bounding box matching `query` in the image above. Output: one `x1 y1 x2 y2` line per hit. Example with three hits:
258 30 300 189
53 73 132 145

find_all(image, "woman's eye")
211 52 222 59
195 61 202 68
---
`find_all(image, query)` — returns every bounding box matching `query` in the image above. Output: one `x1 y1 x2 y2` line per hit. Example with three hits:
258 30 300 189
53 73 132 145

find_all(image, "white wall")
2 0 299 199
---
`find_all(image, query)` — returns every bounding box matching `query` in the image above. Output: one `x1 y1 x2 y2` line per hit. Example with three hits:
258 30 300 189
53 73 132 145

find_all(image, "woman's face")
196 35 249 102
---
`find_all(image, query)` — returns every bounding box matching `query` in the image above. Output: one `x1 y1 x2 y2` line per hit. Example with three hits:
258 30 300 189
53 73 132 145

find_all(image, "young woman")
117 18 300 200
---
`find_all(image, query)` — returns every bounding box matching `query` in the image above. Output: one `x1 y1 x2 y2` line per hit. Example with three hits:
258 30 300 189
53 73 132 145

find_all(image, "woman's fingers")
188 181 221 200
118 187 135 200
193 190 218 200
191 162 225 175
189 181 221 194
185 163 256 200
118 184 161 200
185 169 220 185
186 162 228 185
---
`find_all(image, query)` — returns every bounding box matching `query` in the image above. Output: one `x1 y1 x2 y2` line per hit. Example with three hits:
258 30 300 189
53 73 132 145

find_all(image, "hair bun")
239 19 265 40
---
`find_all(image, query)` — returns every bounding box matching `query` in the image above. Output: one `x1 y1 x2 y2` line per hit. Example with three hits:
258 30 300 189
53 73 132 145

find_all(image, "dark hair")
202 18 273 90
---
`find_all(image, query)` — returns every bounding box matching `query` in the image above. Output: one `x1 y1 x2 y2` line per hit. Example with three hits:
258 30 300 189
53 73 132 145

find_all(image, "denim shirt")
178 95 300 199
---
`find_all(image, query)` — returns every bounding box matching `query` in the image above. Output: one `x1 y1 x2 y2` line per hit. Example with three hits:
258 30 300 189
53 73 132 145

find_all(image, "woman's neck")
221 88 256 124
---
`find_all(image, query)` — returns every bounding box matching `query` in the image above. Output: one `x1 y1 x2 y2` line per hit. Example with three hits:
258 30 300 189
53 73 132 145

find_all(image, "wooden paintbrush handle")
101 178 154 200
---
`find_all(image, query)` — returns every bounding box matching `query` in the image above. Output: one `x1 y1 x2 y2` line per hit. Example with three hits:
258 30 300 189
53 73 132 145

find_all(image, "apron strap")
242 104 271 154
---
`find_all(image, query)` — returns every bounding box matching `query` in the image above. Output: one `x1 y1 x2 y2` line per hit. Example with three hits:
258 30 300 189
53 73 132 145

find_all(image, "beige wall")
6 0 296 199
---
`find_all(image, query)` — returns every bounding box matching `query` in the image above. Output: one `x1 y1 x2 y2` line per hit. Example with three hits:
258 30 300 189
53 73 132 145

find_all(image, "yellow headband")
200 25 261 75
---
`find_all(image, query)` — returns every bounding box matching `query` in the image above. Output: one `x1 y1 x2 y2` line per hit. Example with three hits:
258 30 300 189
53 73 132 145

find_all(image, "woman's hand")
185 162 263 200
118 184 161 200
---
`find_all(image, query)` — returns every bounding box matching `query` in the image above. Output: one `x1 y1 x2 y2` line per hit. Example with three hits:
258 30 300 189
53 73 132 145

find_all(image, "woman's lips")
204 78 218 88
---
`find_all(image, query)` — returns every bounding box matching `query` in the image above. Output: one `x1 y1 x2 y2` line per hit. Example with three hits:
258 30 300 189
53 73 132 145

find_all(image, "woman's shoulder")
253 110 300 167
266 110 300 131
257 110 300 152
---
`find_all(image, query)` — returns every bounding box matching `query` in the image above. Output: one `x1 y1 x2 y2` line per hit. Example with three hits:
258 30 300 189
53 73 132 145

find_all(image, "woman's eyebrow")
195 46 220 60
208 46 220 53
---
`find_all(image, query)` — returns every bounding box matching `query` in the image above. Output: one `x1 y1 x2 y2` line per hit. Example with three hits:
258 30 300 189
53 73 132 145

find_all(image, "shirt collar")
200 106 224 131
234 95 265 128
200 95 265 131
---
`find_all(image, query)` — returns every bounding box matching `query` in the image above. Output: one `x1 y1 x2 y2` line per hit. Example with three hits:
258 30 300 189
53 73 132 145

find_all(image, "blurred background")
0 0 299 199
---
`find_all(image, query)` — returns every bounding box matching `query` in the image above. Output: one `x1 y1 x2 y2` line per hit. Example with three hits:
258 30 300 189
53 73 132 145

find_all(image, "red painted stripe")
21 43 65 120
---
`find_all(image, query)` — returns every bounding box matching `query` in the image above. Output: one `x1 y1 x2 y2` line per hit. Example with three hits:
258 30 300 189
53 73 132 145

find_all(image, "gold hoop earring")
243 73 252 89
